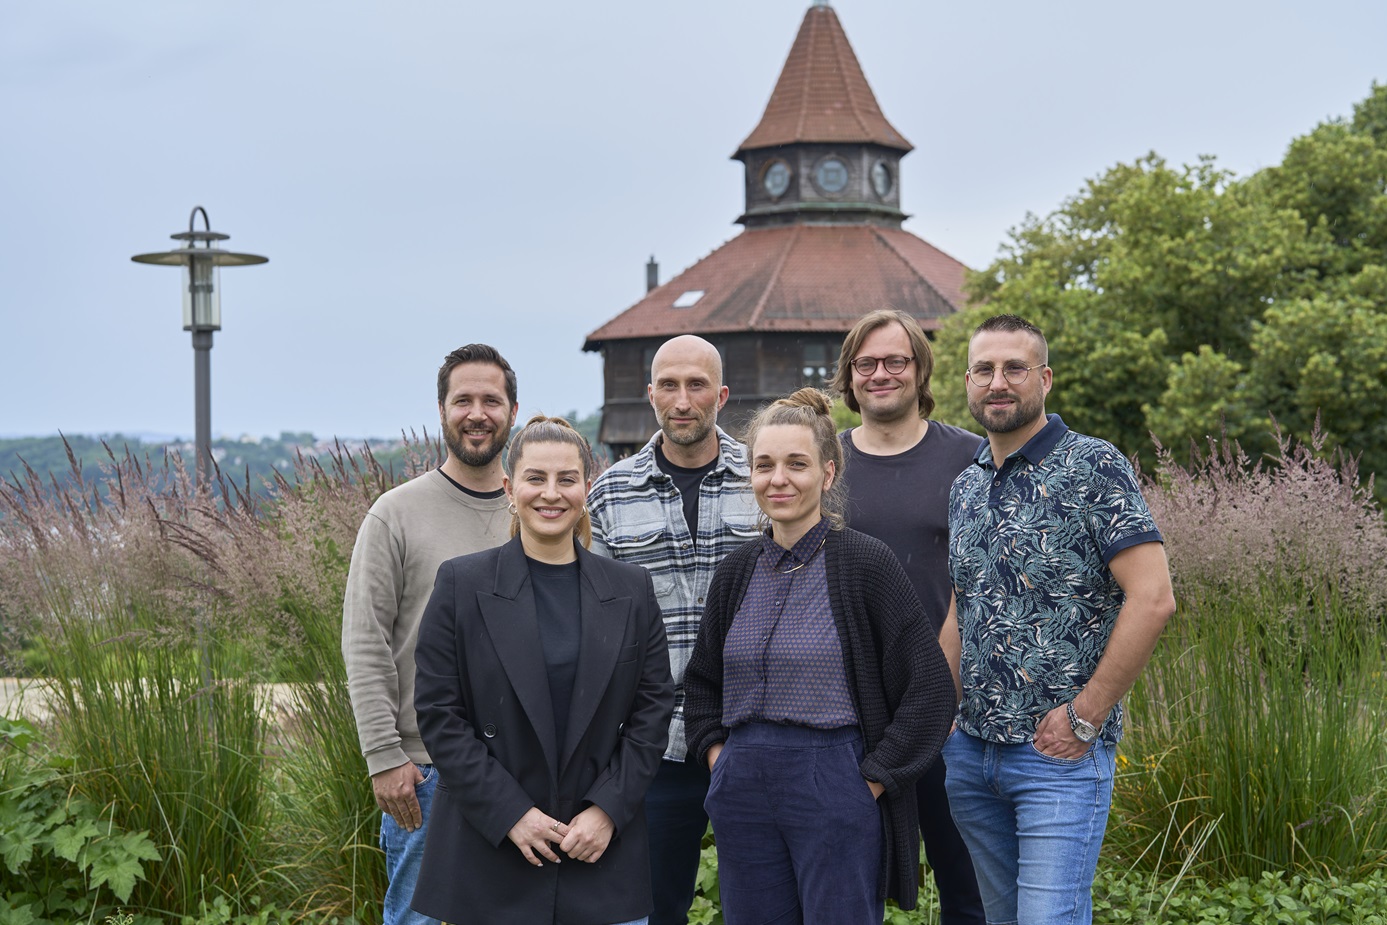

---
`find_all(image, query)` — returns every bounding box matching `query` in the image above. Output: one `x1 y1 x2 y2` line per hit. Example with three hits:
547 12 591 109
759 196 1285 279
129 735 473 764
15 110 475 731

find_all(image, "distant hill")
0 432 419 495
0 409 604 496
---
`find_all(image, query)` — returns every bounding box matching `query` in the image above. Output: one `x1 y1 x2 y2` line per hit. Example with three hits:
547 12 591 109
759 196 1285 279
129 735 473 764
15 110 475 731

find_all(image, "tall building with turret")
585 1 968 455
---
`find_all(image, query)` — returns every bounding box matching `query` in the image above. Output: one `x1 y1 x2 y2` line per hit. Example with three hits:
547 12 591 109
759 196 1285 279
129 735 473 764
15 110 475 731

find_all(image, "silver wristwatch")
1066 702 1099 742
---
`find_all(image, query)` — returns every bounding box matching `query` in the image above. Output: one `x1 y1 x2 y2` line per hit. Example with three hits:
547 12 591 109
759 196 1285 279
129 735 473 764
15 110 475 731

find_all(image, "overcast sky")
3 0 1383 440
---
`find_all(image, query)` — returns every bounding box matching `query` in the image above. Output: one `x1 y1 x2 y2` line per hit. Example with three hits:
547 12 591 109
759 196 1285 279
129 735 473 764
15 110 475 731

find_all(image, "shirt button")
697 597 704 604
682 542 691 549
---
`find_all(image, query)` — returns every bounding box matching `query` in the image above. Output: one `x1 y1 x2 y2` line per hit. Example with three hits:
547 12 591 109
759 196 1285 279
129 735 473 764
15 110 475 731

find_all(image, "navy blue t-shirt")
839 421 983 633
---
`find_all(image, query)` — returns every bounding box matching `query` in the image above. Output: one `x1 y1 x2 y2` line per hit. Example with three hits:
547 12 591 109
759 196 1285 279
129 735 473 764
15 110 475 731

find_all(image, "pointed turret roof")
735 2 911 156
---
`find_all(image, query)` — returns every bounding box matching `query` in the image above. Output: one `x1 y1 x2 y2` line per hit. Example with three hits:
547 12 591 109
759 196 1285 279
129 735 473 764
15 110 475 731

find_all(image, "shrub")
1112 425 1387 881
1092 866 1387 924
0 716 162 922
0 449 275 916
0 438 435 921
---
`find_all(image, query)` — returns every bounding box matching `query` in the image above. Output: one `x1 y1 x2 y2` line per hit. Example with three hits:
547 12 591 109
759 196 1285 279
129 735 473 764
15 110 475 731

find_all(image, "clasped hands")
507 804 615 867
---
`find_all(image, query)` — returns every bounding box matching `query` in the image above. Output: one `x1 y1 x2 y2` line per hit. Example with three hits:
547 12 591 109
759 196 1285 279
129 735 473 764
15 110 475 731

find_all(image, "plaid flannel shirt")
588 427 760 760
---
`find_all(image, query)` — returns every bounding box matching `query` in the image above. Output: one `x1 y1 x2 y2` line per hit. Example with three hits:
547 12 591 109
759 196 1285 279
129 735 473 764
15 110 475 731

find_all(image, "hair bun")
780 387 832 417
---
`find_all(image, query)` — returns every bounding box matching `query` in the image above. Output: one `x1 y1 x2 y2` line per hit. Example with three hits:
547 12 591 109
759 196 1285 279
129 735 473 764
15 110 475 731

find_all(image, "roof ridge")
872 226 952 308
793 10 817 142
745 224 802 329
826 10 871 141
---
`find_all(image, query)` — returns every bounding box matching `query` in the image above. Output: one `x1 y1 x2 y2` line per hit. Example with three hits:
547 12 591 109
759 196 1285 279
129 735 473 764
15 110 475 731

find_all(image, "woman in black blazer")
412 415 675 925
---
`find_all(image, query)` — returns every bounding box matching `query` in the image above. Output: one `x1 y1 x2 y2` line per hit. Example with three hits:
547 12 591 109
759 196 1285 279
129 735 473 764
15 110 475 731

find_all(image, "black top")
839 422 982 633
438 468 508 500
528 557 581 752
684 527 957 911
655 442 718 542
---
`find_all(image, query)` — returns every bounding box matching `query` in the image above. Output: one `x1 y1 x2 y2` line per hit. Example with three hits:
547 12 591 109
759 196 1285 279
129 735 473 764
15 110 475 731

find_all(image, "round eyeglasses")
851 354 913 377
967 363 1047 388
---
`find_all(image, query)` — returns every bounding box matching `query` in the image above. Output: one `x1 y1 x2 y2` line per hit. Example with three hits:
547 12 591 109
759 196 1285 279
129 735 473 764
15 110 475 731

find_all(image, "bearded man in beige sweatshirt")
342 344 518 925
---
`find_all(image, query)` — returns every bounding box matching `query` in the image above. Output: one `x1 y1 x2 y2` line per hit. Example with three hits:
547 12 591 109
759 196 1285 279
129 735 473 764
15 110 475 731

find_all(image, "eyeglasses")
851 354 913 376
967 363 1046 388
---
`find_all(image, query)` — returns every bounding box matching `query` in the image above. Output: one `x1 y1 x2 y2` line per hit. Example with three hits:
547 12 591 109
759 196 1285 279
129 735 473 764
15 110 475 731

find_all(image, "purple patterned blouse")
721 518 858 730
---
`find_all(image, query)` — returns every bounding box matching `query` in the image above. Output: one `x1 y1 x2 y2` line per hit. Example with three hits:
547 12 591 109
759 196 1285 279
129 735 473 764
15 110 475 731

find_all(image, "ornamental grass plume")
0 432 440 919
1146 418 1387 623
1112 421 1387 883
0 441 272 915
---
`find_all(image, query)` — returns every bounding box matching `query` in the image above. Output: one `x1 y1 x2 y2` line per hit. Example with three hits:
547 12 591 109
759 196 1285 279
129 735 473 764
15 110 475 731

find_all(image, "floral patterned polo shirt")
948 414 1163 744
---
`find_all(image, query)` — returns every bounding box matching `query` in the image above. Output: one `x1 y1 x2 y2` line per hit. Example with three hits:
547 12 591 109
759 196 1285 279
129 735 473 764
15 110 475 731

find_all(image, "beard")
444 417 510 468
968 389 1044 435
656 408 715 447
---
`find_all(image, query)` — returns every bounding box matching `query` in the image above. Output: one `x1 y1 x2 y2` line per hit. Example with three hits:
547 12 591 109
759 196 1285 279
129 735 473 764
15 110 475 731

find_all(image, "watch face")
814 157 849 194
763 160 791 198
871 161 892 198
1068 702 1099 741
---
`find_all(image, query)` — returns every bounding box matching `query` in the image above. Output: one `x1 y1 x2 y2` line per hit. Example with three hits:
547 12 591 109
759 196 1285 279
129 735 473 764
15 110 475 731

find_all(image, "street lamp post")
132 206 268 489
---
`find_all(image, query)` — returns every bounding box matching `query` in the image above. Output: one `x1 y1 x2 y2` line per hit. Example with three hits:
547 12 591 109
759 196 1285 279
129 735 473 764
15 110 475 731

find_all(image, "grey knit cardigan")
684 526 957 911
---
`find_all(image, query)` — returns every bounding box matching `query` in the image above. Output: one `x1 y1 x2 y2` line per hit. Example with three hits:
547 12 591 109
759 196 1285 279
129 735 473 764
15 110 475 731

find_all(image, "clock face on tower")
763 160 791 198
814 157 849 194
871 160 893 198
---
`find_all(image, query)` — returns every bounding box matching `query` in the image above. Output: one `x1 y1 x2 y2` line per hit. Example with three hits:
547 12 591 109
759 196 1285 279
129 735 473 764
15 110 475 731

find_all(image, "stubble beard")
968 392 1043 435
854 376 921 427
659 411 715 448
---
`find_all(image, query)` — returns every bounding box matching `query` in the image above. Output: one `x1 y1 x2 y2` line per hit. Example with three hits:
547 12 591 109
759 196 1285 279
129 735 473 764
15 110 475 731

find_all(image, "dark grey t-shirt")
839 421 983 633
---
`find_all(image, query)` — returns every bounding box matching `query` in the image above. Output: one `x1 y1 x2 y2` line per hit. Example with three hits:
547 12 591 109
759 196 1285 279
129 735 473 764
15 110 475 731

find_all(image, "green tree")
936 84 1387 485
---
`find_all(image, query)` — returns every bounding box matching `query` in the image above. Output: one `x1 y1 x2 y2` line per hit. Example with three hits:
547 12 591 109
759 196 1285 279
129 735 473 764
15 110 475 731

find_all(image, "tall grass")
0 435 440 921
1111 425 1387 881
0 448 272 914
246 444 437 919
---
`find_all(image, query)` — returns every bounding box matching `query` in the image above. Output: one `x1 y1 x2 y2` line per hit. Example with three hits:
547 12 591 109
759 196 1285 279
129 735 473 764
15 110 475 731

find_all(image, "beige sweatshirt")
342 469 511 775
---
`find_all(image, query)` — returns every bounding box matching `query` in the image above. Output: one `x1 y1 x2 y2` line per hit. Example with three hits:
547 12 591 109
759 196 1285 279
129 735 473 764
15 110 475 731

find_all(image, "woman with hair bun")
413 415 674 925
684 389 957 923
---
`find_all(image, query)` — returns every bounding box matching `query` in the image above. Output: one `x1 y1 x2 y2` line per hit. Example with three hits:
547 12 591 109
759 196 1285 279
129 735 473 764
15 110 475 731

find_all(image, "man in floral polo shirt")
939 314 1176 925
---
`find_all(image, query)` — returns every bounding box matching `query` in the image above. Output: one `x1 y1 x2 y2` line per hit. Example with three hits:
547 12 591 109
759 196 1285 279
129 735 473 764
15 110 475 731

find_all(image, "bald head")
648 335 729 466
651 335 723 388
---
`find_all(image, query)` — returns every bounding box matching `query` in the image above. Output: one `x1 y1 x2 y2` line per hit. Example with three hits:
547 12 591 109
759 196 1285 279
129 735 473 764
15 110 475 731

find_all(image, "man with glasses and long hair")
831 309 986 925
940 314 1175 924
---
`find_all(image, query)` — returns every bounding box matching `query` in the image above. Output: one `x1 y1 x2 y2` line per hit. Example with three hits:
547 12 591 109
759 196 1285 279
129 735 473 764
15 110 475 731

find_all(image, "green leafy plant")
0 717 161 923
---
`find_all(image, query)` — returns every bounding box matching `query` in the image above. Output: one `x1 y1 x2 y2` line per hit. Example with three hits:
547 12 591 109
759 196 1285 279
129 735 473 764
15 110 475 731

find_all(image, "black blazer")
412 536 674 925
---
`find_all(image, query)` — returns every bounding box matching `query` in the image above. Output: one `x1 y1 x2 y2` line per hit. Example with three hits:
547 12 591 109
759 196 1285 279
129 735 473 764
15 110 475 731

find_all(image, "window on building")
801 341 834 388
643 346 658 392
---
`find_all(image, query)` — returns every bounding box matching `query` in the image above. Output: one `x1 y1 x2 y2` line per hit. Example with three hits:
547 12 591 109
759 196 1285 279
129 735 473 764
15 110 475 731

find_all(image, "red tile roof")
736 4 911 156
583 225 968 348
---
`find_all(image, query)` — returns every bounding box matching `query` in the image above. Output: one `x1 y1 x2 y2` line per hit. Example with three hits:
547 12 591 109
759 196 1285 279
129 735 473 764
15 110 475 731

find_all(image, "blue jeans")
942 731 1115 925
645 755 710 925
380 763 441 925
705 724 883 925
917 755 986 925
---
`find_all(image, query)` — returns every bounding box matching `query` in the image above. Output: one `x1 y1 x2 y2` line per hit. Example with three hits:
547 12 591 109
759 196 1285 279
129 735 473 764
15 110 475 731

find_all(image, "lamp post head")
131 206 267 331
